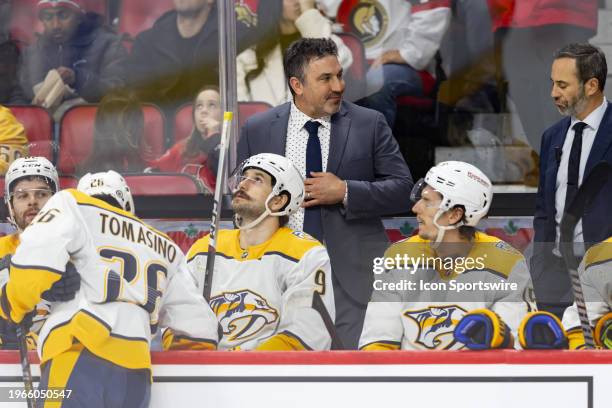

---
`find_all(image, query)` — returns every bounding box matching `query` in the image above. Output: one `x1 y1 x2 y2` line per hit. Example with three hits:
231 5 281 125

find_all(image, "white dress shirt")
285 102 331 231
554 98 608 255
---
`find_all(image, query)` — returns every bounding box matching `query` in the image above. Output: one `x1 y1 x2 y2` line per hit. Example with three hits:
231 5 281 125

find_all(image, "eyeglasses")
11 188 53 203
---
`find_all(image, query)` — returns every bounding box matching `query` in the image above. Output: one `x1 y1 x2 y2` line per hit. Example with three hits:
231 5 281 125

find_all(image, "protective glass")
11 188 53 203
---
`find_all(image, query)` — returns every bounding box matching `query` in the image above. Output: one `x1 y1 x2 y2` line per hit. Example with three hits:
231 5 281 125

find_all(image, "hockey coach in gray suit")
237 38 413 349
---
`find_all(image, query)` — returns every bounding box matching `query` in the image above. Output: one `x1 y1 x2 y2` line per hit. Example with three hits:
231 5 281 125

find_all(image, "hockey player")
169 153 335 351
560 237 612 349
0 170 219 407
359 161 535 350
0 156 79 350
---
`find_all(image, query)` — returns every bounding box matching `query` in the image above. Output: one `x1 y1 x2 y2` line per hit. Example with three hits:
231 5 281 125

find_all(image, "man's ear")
270 193 289 213
447 206 465 225
585 77 600 97
289 77 303 96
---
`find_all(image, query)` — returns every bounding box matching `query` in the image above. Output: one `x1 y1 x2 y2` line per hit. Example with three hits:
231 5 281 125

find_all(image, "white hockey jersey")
562 237 612 349
0 233 49 349
359 232 535 350
339 0 451 70
0 189 219 370
184 227 335 350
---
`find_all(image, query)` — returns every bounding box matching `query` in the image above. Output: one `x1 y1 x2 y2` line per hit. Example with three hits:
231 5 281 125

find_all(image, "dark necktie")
303 121 323 241
564 122 587 211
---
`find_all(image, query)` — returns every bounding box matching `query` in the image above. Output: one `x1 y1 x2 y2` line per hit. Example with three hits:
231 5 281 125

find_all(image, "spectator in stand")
237 0 352 107
77 91 150 175
125 0 282 116
20 0 126 118
146 86 221 192
0 105 29 174
0 0 26 104
343 0 452 128
488 0 598 152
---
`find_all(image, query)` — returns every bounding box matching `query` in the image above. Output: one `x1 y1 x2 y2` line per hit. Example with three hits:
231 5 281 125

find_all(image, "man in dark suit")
532 43 612 318
238 38 413 348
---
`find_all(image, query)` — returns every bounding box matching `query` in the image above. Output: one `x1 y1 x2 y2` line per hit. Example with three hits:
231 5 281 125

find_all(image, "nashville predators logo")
404 305 467 349
235 0 258 28
210 289 278 341
348 0 388 47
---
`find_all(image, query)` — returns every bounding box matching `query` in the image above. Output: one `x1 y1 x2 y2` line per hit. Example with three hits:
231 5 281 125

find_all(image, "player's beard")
557 86 589 117
232 194 267 227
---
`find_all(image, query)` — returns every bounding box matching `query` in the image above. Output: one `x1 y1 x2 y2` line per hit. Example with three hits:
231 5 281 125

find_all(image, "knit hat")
37 0 85 14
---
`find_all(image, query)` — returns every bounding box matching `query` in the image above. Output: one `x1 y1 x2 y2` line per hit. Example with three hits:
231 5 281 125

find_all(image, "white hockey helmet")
229 153 304 230
411 161 492 243
5 156 59 201
77 170 135 214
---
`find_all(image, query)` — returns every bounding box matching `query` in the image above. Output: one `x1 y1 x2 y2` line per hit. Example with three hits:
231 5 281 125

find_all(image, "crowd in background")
0 0 602 189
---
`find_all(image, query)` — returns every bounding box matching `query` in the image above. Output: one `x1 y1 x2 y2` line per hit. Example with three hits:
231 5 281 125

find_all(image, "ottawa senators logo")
348 0 388 48
404 305 467 349
210 289 278 342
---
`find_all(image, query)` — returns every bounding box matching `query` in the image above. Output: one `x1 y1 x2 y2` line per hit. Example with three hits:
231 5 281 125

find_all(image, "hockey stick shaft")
16 323 34 408
560 161 612 349
312 291 345 350
203 111 233 302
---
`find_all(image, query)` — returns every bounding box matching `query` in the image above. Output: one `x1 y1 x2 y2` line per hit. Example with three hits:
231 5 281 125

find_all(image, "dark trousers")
530 249 576 320
37 343 150 408
332 272 368 350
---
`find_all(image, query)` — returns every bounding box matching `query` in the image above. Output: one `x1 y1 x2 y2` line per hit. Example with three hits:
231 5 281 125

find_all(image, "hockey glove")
0 311 34 350
518 311 568 349
41 261 81 302
454 309 514 350
594 312 612 350
0 254 10 271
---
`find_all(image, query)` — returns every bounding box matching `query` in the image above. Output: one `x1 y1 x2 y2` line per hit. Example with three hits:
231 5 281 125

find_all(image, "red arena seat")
7 105 54 161
123 173 204 195
174 101 272 143
58 104 166 175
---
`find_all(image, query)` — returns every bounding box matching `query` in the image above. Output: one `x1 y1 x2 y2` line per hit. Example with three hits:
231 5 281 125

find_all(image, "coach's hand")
41 261 81 302
303 172 346 207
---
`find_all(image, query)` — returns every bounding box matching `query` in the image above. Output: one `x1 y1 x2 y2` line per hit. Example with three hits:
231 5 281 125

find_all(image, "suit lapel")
585 102 612 177
327 103 351 174
269 103 290 155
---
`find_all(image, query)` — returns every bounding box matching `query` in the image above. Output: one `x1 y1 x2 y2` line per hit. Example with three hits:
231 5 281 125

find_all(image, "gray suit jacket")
237 101 413 304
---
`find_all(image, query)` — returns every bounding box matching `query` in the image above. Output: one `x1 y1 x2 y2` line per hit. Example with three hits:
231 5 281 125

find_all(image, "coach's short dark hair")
283 38 338 96
555 43 608 91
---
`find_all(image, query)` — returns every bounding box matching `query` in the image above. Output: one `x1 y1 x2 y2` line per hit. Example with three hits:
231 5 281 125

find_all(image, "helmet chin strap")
6 201 23 233
431 209 464 249
235 193 286 231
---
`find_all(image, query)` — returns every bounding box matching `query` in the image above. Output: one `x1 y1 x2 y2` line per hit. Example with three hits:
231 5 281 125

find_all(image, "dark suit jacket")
238 101 413 304
531 101 612 303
